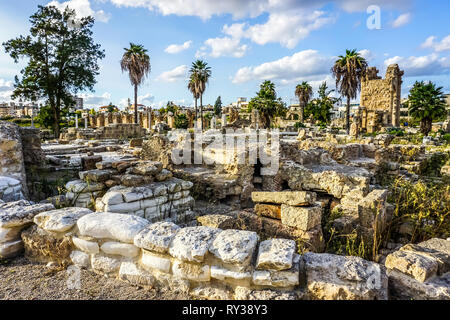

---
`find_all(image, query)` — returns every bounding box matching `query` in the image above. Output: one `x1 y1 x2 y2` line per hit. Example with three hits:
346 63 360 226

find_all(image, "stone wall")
60 124 146 141
17 207 389 300
360 64 404 131
0 121 28 201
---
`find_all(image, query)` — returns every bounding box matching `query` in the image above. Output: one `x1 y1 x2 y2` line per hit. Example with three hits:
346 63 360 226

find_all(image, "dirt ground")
0 256 189 300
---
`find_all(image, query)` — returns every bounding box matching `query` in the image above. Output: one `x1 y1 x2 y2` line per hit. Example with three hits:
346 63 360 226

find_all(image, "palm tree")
121 43 150 124
408 81 446 135
295 81 313 122
189 60 211 130
331 49 368 133
188 75 199 127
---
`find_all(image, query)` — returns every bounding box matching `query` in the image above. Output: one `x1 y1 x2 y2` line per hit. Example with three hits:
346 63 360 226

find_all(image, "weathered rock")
101 191 124 205
191 285 232 300
385 250 438 282
72 237 99 254
210 265 252 283
209 229 259 268
387 269 450 300
172 259 211 282
256 238 296 271
251 191 316 206
81 155 102 171
77 212 149 243
91 254 121 274
79 169 111 182
168 226 221 263
100 241 140 258
33 207 92 233
70 250 90 268
119 261 155 287
280 204 322 231
132 161 163 176
21 225 72 263
155 169 173 182
134 221 180 253
0 240 23 258
0 226 22 243
254 204 281 219
65 180 105 193
197 214 235 229
121 174 145 187
141 250 171 273
0 203 55 228
253 254 300 288
303 252 388 300
234 286 297 300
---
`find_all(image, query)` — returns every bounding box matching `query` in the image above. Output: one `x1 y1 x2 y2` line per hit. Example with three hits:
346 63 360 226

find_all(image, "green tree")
295 81 313 122
107 102 118 113
214 96 222 116
331 49 368 133
121 43 150 124
3 5 105 137
305 82 339 124
174 113 188 129
189 60 211 130
248 80 285 128
166 101 178 114
35 105 54 129
408 81 447 135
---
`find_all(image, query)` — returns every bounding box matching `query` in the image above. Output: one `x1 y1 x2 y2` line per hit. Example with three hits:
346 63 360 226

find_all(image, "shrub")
387 177 450 243
294 122 305 129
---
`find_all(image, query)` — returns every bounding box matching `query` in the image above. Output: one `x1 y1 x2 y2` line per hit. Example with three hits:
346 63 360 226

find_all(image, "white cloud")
108 0 411 19
421 35 450 52
196 37 248 58
391 13 411 28
78 92 111 106
358 49 374 62
47 0 111 23
232 50 334 84
164 41 192 54
240 11 334 49
384 53 449 77
157 65 187 82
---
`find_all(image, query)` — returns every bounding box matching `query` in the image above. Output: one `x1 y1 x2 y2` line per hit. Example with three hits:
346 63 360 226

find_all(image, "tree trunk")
200 94 203 131
421 117 432 136
134 84 138 124
300 100 304 123
194 97 197 128
52 103 60 139
346 96 351 134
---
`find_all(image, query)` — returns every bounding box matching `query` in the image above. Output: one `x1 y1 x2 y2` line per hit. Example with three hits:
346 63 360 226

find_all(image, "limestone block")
91 254 121 274
70 250 90 268
79 169 111 182
191 285 232 300
0 203 55 228
72 236 99 254
0 226 22 243
172 259 211 282
0 240 23 258
210 265 252 282
209 229 259 268
77 212 149 243
181 180 194 190
121 175 144 187
101 241 140 258
134 221 180 253
141 250 171 273
168 226 221 263
197 215 235 229
155 169 173 182
102 191 124 205
132 161 162 175
280 204 322 231
105 201 141 214
65 180 105 193
387 269 450 300
33 207 92 233
95 198 105 212
303 252 388 300
251 191 316 206
357 189 388 229
385 249 439 282
254 204 281 219
252 255 300 288
119 261 155 287
256 238 296 271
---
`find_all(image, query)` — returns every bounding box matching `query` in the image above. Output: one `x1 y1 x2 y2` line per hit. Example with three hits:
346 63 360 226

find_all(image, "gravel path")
0 257 189 300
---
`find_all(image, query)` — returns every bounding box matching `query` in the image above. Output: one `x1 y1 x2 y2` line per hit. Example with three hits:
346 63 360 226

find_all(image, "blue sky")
0 0 449 110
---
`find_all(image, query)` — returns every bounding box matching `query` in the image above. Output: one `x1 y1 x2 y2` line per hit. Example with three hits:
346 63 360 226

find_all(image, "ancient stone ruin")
0 119 448 300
